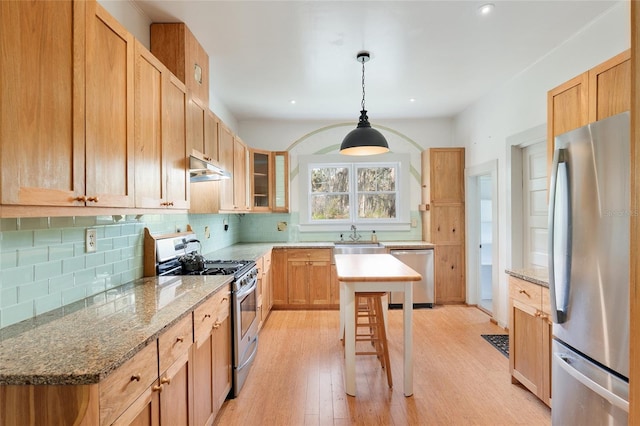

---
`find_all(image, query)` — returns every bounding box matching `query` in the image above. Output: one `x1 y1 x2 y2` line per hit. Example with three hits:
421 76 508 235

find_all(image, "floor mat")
481 334 509 358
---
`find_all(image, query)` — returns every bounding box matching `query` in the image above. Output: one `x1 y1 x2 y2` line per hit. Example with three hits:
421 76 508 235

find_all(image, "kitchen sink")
333 241 386 255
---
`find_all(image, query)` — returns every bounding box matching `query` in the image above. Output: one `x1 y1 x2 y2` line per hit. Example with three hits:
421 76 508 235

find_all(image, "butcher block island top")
334 253 422 282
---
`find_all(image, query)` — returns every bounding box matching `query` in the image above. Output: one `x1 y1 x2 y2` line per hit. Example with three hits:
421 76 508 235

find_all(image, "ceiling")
132 0 620 122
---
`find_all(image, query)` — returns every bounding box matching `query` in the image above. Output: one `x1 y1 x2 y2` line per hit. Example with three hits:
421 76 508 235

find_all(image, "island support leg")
403 281 414 396
344 282 356 396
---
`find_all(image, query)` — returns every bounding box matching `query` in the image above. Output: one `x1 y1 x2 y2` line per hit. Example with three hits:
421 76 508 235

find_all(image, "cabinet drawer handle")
176 336 184 343
519 289 530 297
130 374 141 382
87 196 99 203
74 195 87 202
221 297 228 303
204 314 211 319
152 384 163 392
160 377 171 385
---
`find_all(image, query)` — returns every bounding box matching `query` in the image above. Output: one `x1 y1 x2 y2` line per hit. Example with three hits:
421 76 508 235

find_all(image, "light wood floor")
214 306 551 426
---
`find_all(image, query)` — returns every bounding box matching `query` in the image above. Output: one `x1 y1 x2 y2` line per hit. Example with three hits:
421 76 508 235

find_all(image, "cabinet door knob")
160 376 171 385
221 297 228 303
87 196 99 203
213 321 221 329
519 289 530 297
130 374 141 382
152 384 163 392
176 336 184 343
204 314 211 319
74 195 87 202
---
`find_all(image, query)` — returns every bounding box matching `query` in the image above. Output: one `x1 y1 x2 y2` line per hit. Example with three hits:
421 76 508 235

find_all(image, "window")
299 154 411 231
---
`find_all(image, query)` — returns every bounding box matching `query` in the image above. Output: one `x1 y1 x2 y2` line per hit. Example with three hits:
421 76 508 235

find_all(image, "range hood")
189 152 231 182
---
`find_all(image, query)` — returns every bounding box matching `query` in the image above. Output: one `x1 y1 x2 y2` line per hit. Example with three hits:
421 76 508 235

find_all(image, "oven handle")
237 335 259 371
236 273 258 299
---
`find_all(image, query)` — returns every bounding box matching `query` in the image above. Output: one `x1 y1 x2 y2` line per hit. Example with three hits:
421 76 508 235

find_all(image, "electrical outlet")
411 218 418 228
204 226 210 239
86 228 97 253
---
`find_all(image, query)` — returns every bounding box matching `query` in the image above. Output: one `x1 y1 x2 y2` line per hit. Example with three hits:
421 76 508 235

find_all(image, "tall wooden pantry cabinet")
421 148 466 304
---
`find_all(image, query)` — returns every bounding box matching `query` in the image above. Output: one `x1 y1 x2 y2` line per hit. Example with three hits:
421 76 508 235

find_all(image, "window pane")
311 167 349 193
311 194 350 219
357 167 395 191
358 194 396 219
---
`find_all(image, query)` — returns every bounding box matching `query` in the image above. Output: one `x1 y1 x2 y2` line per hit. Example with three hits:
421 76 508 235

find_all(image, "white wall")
454 1 630 327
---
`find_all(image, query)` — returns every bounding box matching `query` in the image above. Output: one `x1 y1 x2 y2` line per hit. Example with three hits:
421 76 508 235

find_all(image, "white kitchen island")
334 253 421 397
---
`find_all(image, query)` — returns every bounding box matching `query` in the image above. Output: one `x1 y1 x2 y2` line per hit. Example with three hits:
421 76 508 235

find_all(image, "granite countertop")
505 268 549 287
0 275 231 385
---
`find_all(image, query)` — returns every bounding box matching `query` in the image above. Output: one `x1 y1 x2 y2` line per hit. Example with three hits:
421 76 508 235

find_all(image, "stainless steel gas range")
154 233 259 398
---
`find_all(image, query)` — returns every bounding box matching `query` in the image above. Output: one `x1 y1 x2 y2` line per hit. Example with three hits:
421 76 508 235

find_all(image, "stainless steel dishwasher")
389 249 434 308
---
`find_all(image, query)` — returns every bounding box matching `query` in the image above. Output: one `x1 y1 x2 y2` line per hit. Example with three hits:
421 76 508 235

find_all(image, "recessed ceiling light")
290 100 296 105
478 3 494 15
409 98 416 103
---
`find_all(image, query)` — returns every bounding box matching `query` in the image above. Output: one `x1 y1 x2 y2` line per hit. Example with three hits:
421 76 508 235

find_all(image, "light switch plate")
86 228 97 253
204 226 210 239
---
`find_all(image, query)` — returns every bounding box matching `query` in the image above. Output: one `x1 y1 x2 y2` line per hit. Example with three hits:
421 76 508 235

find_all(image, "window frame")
299 153 411 232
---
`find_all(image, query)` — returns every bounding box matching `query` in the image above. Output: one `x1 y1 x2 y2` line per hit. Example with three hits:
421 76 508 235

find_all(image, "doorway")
466 160 498 317
478 175 493 312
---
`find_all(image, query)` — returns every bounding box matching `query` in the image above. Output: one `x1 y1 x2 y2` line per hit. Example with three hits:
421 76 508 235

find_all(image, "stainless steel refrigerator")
549 111 629 424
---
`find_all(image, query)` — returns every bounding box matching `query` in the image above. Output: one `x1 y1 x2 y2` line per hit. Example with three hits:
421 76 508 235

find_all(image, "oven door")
233 271 259 396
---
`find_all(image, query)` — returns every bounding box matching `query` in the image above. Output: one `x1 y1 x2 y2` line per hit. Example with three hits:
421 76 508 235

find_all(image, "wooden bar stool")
354 292 393 388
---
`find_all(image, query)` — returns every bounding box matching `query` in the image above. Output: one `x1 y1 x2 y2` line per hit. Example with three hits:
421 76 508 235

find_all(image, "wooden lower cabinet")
271 248 336 309
271 249 288 306
508 276 552 406
158 350 193 426
0 286 233 426
434 244 465 303
193 284 232 426
113 384 160 426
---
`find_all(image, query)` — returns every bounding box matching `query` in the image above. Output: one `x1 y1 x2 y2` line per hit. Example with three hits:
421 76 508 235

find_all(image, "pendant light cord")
361 58 366 111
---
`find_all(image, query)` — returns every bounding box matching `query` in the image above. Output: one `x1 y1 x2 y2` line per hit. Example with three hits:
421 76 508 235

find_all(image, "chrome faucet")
349 225 361 241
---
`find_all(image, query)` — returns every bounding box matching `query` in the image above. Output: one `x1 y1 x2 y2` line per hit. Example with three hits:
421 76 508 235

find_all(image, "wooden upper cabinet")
0 0 86 206
186 98 205 155
233 137 249 211
273 152 289 212
1 1 136 209
218 124 235 211
588 50 631 122
85 2 135 207
547 50 630 180
134 41 164 208
425 148 465 203
150 23 209 108
163 74 189 209
250 149 272 212
203 110 220 162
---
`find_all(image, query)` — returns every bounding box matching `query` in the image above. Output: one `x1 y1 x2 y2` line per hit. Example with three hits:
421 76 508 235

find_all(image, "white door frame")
465 159 499 317
505 124 547 269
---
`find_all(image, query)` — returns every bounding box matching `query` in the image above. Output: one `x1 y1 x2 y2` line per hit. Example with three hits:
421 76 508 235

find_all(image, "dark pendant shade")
340 109 389 156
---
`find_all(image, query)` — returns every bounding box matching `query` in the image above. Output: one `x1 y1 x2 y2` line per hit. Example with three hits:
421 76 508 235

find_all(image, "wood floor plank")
214 306 551 425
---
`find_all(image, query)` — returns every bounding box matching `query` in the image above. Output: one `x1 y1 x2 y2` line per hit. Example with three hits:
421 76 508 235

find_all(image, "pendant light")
340 51 389 156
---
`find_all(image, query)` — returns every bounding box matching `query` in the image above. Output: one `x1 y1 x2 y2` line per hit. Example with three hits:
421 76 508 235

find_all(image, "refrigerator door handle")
548 148 571 323
554 352 629 413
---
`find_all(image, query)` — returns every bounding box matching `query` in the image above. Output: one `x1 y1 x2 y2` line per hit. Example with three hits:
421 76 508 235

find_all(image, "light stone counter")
505 268 549 287
0 275 231 385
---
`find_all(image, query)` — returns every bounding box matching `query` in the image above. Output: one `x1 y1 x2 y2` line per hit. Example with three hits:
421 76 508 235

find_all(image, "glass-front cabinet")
249 149 289 212
250 149 271 211
273 151 289 212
